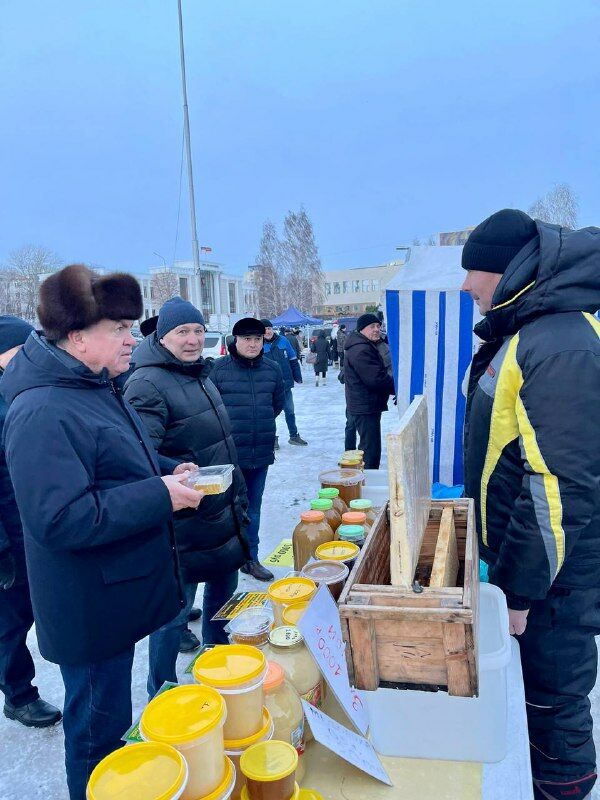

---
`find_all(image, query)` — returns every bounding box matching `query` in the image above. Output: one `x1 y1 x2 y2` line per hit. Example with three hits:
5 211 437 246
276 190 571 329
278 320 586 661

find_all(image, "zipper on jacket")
249 364 257 463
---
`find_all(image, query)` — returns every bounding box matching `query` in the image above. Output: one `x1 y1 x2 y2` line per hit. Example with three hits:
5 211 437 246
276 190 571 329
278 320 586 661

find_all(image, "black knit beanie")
462 209 538 274
356 313 380 332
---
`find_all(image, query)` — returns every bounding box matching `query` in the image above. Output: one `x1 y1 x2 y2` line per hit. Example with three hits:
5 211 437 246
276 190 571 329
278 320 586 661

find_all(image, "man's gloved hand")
0 551 16 591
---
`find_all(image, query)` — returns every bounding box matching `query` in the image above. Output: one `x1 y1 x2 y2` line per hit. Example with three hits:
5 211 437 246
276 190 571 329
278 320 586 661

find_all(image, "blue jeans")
282 387 298 437
241 466 269 561
60 646 135 800
147 571 239 698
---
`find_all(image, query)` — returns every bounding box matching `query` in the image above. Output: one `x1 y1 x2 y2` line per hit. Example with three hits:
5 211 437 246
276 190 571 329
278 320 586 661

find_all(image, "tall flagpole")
177 0 201 272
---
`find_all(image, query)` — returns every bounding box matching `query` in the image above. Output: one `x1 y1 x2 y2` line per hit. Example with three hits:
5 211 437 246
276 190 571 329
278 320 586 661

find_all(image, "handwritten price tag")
298 584 369 734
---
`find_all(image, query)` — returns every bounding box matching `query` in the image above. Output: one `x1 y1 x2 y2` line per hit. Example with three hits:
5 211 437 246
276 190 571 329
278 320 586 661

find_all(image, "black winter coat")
344 331 395 414
210 345 285 469
464 221 600 608
0 391 27 585
311 334 330 373
124 334 249 583
0 335 181 666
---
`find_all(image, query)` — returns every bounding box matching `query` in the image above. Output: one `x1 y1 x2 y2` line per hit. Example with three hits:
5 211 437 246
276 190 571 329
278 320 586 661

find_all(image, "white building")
314 260 406 320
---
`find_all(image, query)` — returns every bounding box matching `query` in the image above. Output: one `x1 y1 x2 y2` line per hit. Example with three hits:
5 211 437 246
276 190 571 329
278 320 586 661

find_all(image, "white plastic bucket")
363 582 512 763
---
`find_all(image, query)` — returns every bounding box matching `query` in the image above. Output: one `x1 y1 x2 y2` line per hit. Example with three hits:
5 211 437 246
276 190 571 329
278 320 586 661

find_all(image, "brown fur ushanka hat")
38 264 143 341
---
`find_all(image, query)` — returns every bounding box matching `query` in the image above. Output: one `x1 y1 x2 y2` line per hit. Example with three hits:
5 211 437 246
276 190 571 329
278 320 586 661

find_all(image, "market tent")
271 306 322 326
385 245 481 486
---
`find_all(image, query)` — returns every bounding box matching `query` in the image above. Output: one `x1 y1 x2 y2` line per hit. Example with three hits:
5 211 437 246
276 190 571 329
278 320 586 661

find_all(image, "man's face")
264 327 274 341
461 271 503 314
71 319 137 378
160 323 205 362
361 322 382 342
236 334 263 359
0 344 23 370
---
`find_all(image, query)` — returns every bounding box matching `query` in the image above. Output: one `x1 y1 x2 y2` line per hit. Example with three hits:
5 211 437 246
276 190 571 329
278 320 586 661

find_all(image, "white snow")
1 361 599 799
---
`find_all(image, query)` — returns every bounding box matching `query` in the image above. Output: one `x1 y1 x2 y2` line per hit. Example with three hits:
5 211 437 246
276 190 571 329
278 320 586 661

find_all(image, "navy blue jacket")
0 390 27 585
210 344 285 469
0 335 182 666
263 333 302 390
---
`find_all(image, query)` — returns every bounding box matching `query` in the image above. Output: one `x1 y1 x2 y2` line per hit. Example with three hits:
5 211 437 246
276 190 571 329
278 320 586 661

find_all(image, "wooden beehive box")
338 396 479 697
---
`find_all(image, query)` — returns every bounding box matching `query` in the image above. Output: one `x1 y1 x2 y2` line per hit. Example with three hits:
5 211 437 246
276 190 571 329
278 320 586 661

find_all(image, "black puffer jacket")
344 331 395 414
210 344 285 469
124 334 249 583
0 391 27 585
464 221 600 608
310 332 330 373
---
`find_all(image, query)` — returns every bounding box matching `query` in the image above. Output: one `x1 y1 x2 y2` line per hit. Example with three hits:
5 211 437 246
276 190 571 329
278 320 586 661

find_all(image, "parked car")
202 331 229 359
309 327 333 346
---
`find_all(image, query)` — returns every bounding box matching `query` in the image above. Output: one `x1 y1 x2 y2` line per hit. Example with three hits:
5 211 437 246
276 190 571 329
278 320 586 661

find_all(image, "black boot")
289 434 308 446
274 436 280 450
240 560 275 582
188 606 202 623
179 628 201 653
4 698 62 728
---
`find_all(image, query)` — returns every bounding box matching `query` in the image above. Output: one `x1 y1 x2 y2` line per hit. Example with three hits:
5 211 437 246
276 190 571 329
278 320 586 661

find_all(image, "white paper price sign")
297 583 369 734
302 701 392 786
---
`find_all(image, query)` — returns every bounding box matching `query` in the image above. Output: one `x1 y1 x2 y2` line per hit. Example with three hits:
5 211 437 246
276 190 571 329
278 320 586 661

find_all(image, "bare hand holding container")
186 465 234 495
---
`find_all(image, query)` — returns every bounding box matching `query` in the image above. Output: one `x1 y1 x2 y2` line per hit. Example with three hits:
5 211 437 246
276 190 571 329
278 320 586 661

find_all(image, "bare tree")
5 245 62 322
151 269 178 309
528 183 579 229
412 236 422 246
252 220 285 317
280 206 324 314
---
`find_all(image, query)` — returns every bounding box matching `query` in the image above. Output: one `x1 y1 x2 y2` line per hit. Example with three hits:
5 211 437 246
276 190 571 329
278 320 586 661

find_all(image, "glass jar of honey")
318 468 364 507
317 487 348 517
292 510 335 571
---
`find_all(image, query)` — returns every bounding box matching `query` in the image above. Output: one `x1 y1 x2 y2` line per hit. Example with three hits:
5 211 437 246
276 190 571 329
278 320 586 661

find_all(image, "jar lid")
310 498 333 511
240 741 298 782
268 625 304 649
140 684 226 745
318 487 340 499
192 644 266 688
342 511 367 525
268 577 316 604
315 541 360 562
343 450 364 459
87 741 187 800
301 560 349 585
319 468 364 486
226 606 274 637
300 510 325 523
340 457 362 466
224 707 273 751
201 756 235 800
338 524 366 541
281 600 310 626
349 499 373 511
264 661 285 691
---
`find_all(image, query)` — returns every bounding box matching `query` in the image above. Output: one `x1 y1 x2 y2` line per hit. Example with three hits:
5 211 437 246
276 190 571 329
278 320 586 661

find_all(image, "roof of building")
386 245 464 292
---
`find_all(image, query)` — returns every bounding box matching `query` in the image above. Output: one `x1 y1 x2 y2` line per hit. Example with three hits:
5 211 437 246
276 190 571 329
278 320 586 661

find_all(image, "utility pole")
177 0 201 272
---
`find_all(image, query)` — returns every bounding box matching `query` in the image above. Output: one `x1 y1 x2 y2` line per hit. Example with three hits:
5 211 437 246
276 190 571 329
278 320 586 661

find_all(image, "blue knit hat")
0 315 34 355
157 297 205 339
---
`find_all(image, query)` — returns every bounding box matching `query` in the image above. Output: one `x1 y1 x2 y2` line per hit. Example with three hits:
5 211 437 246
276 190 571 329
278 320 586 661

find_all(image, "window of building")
325 283 331 295
333 282 341 294
362 280 369 293
342 281 350 293
144 309 149 319
228 282 237 313
150 286 155 300
179 277 189 301
143 285 147 299
372 280 380 292
352 280 360 293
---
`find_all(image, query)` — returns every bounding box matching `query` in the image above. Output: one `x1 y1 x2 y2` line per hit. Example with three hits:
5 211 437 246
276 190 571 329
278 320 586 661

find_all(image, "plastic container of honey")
201 756 237 800
318 468 364 506
264 661 305 782
193 645 267 742
337 524 366 549
309 498 342 533
300 560 349 601
281 600 310 627
185 465 234 495
139 684 227 800
86 741 188 800
226 607 274 649
225 707 274 800
268 576 317 627
240 741 298 800
292 511 335 572
317 486 348 516
264 627 323 711
339 450 365 470
349 499 378 528
314 541 360 570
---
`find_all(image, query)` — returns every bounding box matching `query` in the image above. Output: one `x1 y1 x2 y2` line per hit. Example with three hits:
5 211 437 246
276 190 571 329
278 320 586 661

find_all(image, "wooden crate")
338 499 478 696
338 396 479 698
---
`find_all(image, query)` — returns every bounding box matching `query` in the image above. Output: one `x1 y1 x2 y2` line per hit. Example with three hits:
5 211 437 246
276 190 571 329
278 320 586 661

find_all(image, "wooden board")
387 395 431 587
430 506 459 588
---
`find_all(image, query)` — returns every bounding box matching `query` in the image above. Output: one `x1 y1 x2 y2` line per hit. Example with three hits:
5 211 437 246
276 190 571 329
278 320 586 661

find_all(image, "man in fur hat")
0 265 202 800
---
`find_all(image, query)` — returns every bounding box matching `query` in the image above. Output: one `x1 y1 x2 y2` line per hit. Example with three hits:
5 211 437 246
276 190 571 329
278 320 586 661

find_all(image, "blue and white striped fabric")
386 287 480 486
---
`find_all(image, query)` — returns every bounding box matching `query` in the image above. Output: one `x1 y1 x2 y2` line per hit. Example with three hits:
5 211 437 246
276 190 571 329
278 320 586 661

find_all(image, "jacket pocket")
99 546 158 585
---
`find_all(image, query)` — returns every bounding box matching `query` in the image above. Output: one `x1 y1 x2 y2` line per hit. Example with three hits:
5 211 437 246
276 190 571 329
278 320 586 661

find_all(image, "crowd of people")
0 208 598 800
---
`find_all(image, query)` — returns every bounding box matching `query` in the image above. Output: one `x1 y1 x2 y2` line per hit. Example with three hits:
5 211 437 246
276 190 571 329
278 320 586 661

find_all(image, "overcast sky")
1 1 598 275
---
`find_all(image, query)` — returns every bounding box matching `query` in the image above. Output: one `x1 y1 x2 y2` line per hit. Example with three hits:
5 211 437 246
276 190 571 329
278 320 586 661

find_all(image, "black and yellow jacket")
464 222 600 609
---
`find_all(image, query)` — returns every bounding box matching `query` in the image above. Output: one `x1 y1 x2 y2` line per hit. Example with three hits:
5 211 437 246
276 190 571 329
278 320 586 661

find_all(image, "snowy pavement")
1 360 599 799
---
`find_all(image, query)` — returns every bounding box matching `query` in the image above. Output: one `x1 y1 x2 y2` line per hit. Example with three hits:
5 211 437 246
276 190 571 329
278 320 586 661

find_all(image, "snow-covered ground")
1 360 599 799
